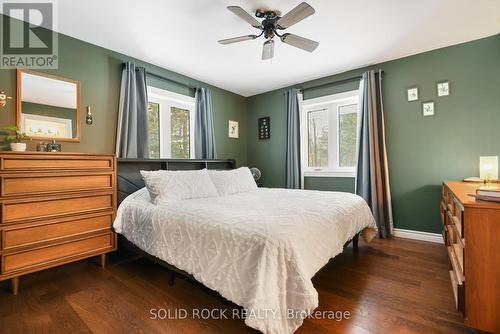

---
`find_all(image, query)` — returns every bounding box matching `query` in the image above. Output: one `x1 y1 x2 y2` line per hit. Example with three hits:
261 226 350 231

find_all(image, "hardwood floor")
0 238 476 334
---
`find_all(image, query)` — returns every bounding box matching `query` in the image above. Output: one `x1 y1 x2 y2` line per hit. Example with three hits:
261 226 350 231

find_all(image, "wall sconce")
0 91 12 108
480 156 498 183
86 106 93 125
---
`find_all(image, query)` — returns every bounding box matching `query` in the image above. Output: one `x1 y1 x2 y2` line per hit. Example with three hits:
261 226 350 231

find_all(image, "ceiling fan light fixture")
262 40 275 60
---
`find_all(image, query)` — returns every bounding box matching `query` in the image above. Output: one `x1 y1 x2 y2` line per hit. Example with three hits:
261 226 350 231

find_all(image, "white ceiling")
52 1 500 96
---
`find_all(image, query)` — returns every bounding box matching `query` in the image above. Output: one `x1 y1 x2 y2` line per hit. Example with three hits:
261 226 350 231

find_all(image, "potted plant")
3 125 31 152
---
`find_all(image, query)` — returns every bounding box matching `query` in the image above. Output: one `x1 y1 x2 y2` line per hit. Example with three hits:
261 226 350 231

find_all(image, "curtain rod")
300 70 384 93
122 62 197 90
146 71 197 91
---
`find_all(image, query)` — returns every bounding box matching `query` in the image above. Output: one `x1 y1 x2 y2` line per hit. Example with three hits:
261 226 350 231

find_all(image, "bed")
113 159 377 334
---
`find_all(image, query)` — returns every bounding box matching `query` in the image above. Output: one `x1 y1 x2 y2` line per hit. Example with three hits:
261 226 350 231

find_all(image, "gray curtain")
194 87 217 159
285 88 301 189
115 62 149 158
356 70 394 238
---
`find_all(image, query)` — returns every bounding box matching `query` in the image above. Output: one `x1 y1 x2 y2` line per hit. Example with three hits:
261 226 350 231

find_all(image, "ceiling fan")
218 2 319 60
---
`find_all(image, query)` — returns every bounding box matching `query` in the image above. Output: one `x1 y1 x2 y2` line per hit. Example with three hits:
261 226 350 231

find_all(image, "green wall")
247 34 500 233
247 89 287 187
1 13 498 234
0 16 247 166
304 177 355 193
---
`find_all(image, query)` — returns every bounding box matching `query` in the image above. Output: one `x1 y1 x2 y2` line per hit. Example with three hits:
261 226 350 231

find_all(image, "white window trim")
147 86 195 159
300 90 359 178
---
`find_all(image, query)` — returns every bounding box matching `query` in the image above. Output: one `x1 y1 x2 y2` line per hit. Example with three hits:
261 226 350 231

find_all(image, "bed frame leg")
353 234 359 249
168 270 175 287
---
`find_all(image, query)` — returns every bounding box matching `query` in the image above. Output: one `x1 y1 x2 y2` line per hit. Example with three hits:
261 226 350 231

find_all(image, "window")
147 86 195 159
307 109 329 167
301 90 359 177
338 104 358 168
148 102 160 158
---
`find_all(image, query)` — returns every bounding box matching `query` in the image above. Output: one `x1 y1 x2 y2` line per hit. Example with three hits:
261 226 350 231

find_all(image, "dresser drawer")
449 270 466 315
452 243 464 274
451 212 463 238
0 154 113 171
1 172 113 197
1 233 114 274
1 212 113 251
440 200 447 226
444 187 454 214
1 193 114 224
453 198 464 235
448 246 464 284
448 244 465 315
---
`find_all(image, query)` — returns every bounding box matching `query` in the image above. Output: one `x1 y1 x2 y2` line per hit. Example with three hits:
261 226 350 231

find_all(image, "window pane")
170 106 190 159
307 109 329 167
148 102 160 159
338 104 358 167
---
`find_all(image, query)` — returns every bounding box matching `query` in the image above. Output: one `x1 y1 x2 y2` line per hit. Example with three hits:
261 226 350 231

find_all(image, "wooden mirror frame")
16 68 81 142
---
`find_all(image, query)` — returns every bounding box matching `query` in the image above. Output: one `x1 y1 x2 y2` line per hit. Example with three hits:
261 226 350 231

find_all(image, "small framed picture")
422 101 435 116
407 87 419 102
437 81 450 97
228 120 239 138
258 116 270 140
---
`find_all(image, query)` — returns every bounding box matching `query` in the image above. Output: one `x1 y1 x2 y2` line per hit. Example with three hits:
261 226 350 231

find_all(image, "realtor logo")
1 1 58 69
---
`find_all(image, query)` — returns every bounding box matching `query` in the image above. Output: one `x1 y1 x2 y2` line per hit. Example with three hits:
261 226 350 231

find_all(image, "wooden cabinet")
0 152 117 295
441 181 500 333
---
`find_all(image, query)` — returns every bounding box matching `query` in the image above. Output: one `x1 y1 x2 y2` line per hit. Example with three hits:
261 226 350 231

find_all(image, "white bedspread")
113 187 376 334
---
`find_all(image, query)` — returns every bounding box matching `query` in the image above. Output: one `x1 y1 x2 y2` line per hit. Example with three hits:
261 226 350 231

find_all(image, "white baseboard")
393 228 443 244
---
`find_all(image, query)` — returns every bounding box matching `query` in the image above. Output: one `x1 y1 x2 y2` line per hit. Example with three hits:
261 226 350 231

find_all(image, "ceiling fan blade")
281 33 319 52
218 35 258 45
227 6 261 29
277 2 315 29
262 40 275 60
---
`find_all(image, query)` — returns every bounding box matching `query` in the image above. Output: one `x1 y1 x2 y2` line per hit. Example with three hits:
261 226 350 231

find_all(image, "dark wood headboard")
117 158 236 205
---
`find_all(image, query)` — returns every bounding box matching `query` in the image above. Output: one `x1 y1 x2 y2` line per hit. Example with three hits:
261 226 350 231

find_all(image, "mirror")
17 69 80 142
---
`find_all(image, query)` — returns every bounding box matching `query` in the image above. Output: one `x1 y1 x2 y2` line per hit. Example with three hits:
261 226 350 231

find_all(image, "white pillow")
140 169 218 204
208 167 258 196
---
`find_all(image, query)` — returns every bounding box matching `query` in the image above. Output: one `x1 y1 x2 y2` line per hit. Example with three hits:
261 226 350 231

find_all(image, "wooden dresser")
440 181 500 333
0 152 117 295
